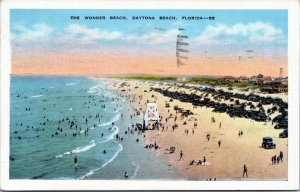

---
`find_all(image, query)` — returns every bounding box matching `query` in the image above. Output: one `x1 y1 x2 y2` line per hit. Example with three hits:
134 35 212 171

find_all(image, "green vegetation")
111 75 259 88
111 75 177 81
188 77 258 88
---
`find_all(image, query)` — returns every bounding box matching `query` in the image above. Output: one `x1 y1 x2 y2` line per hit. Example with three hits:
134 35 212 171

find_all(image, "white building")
143 102 160 129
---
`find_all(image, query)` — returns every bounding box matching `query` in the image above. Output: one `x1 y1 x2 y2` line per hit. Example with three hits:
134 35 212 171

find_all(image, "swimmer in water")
124 171 129 179
74 156 78 168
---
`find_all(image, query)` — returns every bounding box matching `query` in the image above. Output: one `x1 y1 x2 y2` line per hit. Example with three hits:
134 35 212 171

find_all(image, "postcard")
0 0 299 190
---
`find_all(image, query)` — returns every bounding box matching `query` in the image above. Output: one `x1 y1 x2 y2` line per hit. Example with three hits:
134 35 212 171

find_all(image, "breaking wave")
78 143 123 179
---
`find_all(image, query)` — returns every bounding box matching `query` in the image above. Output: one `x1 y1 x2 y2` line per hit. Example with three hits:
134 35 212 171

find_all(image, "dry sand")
106 78 288 181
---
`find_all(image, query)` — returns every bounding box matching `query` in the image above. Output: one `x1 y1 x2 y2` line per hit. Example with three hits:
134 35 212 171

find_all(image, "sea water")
10 76 180 180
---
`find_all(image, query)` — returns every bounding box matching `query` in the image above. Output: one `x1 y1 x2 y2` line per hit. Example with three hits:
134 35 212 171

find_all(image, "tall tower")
279 68 283 78
143 102 160 130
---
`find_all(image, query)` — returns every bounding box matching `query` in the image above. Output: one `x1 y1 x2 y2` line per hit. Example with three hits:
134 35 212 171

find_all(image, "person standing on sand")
279 151 283 162
276 156 280 164
206 134 210 141
203 156 206 165
218 140 221 147
179 150 184 160
243 164 248 178
219 122 222 129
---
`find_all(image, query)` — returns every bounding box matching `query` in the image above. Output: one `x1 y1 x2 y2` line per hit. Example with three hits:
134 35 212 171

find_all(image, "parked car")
262 137 276 149
279 129 288 138
274 121 288 129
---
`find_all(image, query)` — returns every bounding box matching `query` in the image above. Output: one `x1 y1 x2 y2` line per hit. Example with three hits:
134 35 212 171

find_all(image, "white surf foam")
130 161 140 179
66 82 76 86
104 92 112 97
88 84 103 93
97 126 119 144
89 84 102 90
55 141 96 158
98 113 120 127
79 143 123 179
31 94 43 98
72 142 96 153
56 125 119 159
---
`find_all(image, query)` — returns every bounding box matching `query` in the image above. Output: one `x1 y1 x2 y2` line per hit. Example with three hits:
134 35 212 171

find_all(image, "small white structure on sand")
143 102 160 130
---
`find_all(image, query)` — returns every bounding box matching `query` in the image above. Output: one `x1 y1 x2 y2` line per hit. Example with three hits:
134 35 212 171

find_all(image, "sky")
10 9 288 76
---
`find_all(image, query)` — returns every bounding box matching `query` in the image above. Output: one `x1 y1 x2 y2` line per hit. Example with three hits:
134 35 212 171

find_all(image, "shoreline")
106 78 288 180
86 78 181 180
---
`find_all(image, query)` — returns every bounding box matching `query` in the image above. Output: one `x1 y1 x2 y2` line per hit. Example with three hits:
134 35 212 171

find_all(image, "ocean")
9 76 180 180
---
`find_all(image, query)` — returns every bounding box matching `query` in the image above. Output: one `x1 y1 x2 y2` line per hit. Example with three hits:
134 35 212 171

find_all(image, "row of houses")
219 74 288 85
219 74 288 93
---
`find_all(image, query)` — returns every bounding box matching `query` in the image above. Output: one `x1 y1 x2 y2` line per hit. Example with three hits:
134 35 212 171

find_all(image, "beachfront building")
235 76 248 83
177 76 193 83
249 76 258 83
260 77 288 93
248 74 272 84
273 77 288 85
219 76 236 82
258 76 272 84
249 75 260 83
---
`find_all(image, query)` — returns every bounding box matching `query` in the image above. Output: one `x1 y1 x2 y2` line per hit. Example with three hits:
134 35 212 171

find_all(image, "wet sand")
106 78 288 180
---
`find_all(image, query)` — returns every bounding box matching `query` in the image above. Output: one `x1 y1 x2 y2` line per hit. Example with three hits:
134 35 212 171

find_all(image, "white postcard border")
1 0 299 190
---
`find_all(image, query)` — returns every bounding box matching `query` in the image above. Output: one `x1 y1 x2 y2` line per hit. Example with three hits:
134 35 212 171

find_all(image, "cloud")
62 24 179 48
11 23 124 48
124 29 178 44
195 21 285 45
63 24 178 45
12 23 53 42
64 24 123 42
11 23 180 51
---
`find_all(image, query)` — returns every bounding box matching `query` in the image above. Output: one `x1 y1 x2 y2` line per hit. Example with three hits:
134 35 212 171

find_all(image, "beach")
9 75 288 180
106 78 288 180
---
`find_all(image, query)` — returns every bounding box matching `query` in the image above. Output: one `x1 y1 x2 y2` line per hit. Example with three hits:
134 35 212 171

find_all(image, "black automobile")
262 137 276 149
274 121 288 129
279 129 288 138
